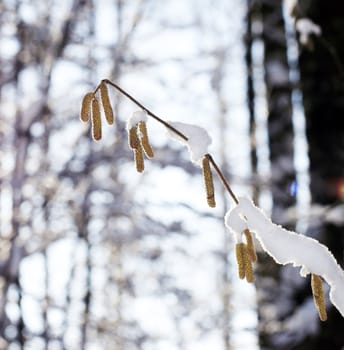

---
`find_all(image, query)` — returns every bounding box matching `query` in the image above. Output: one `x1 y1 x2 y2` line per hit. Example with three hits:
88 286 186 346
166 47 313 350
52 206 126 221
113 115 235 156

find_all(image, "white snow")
166 121 212 164
127 110 148 129
296 18 321 46
225 210 246 243
225 197 344 318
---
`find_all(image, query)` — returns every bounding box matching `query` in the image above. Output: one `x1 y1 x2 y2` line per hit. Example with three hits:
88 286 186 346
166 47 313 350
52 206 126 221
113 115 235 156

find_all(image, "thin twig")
207 154 239 204
100 79 189 141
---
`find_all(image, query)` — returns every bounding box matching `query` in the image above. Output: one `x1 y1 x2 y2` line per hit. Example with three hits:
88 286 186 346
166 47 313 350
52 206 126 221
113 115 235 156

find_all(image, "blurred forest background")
1 0 344 349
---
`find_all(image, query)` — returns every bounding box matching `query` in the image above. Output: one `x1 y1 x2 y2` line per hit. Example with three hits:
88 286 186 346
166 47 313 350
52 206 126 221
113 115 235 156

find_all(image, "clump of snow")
225 197 344 318
225 209 247 243
167 121 212 164
127 110 148 129
296 18 321 46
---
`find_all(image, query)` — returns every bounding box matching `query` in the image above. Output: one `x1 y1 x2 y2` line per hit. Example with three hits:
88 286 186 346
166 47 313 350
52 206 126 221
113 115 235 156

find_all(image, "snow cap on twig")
127 110 148 130
296 18 321 46
167 121 212 164
224 206 247 235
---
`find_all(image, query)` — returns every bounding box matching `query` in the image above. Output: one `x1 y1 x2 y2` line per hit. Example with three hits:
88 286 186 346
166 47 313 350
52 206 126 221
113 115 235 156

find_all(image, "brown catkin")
80 92 94 122
91 97 102 140
138 121 154 158
242 243 254 283
134 143 145 173
202 156 216 208
128 126 139 149
235 243 246 280
311 274 327 321
244 229 257 263
100 81 114 125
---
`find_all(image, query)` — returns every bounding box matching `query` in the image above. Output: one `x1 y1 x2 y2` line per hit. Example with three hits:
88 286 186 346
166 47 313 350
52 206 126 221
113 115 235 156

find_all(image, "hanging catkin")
91 97 102 140
244 229 257 263
128 126 139 149
202 156 216 208
235 243 246 280
80 92 94 122
134 144 145 173
235 242 254 283
243 243 254 282
311 274 327 321
100 81 114 125
138 121 154 158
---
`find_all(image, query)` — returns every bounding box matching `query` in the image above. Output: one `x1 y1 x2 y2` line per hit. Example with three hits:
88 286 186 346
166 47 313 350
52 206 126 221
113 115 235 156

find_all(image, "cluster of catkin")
80 81 114 140
128 121 154 173
235 229 257 283
80 81 154 172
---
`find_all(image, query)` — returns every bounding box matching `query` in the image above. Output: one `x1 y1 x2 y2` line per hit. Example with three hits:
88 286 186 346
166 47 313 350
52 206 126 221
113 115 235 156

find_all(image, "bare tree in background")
244 0 344 348
1 1 250 349
0 0 180 348
244 1 304 348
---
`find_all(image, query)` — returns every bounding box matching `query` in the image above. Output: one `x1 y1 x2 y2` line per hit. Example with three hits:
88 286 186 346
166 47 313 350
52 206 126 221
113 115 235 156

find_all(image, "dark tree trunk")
245 0 259 205
252 1 297 348
261 0 296 222
297 1 344 348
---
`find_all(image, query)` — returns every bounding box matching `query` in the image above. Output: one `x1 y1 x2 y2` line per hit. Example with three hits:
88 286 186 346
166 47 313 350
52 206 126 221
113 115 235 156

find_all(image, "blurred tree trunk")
213 48 232 350
250 1 297 348
296 1 344 348
261 0 296 223
245 0 259 205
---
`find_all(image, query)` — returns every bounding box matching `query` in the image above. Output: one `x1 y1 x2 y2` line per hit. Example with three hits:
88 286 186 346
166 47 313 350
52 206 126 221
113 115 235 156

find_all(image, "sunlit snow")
166 121 212 164
296 18 321 45
225 197 344 317
127 110 148 129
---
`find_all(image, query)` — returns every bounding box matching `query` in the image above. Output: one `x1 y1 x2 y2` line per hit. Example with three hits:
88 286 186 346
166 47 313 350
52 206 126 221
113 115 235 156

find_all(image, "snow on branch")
166 121 212 164
296 18 322 46
225 197 344 320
